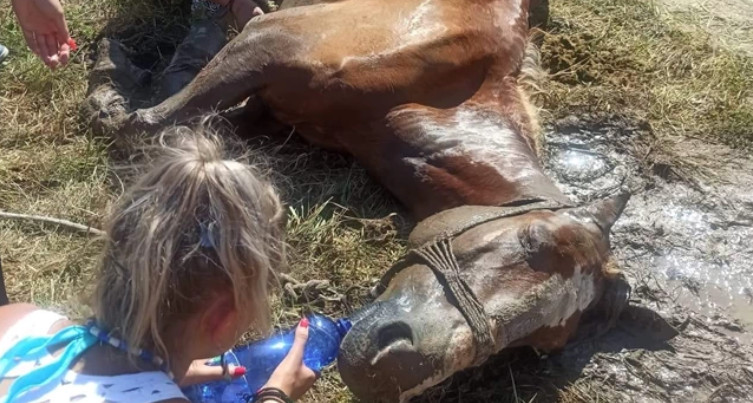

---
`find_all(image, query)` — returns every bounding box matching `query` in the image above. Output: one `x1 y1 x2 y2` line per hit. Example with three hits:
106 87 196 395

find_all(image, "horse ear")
566 192 631 234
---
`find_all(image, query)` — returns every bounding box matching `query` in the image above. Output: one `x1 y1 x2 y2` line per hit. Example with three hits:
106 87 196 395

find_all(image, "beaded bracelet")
251 387 293 403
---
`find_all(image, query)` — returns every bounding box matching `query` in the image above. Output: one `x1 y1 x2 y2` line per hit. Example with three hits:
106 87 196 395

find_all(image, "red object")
67 38 78 51
232 366 247 377
300 317 309 328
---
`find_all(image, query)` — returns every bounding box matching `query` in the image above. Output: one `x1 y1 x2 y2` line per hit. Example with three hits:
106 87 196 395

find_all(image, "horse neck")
380 99 570 219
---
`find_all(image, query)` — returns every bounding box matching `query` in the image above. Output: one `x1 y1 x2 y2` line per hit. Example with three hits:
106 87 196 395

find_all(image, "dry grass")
1 0 752 401
539 0 753 148
1 0 111 318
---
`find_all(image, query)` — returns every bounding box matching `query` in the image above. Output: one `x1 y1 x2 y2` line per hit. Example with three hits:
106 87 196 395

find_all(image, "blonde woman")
0 125 316 402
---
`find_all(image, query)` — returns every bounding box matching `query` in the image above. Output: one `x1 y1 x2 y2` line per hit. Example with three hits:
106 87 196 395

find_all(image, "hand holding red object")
11 0 71 69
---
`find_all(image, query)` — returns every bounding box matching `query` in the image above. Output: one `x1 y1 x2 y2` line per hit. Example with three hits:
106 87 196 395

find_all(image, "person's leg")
155 0 265 101
155 20 228 101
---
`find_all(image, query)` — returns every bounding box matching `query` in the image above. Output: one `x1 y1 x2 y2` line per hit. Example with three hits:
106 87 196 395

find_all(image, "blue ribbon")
0 324 97 403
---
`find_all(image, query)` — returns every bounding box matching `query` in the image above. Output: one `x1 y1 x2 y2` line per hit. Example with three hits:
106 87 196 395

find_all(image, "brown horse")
84 0 631 400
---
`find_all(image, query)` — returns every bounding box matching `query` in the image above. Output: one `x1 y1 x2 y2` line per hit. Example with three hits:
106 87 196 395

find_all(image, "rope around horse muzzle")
414 238 495 361
373 199 569 364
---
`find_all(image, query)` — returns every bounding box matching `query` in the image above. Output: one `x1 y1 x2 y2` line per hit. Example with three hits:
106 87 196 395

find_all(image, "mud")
545 115 753 400
543 116 753 332
415 116 753 402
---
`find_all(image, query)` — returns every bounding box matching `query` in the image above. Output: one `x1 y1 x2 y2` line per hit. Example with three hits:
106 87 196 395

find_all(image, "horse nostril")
376 321 413 350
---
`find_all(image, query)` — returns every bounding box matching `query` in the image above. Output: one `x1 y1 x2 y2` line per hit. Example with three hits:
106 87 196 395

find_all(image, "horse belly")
257 0 509 141
290 0 495 105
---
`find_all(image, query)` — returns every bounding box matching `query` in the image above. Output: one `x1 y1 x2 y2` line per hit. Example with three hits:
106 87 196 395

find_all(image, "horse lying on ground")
84 0 633 401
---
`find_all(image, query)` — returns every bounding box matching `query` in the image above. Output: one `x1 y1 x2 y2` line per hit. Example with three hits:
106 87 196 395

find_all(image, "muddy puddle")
539 116 753 401
542 116 753 331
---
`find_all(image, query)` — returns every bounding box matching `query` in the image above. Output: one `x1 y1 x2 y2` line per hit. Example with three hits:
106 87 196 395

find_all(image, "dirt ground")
543 115 753 402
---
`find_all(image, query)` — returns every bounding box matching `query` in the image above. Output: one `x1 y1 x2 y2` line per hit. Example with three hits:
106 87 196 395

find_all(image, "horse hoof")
88 38 150 94
83 39 151 140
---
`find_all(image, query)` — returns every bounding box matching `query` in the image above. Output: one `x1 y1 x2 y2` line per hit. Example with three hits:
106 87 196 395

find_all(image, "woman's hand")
210 0 264 28
11 0 71 69
179 358 247 387
261 318 317 400
230 0 265 27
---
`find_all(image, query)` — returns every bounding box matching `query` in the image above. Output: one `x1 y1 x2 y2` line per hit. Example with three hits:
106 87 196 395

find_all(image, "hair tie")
199 220 217 249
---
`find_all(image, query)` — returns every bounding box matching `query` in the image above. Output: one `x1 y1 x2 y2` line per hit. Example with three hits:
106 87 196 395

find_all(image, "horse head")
338 193 630 402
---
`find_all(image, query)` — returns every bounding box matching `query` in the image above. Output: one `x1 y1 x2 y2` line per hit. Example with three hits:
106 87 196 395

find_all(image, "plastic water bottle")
184 313 352 403
185 350 250 403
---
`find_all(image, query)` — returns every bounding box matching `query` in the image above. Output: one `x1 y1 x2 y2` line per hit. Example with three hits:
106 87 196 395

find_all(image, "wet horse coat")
90 0 565 219
85 0 631 400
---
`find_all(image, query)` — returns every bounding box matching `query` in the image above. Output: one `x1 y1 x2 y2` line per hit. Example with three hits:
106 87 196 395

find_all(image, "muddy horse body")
85 0 631 400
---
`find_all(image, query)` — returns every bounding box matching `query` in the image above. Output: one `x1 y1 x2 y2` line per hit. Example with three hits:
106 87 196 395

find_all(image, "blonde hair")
91 122 285 361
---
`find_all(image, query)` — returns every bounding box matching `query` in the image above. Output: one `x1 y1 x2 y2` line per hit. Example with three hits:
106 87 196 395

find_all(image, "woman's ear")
201 294 239 347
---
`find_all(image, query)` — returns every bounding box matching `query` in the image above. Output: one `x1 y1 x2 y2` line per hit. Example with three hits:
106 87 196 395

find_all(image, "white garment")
0 310 187 402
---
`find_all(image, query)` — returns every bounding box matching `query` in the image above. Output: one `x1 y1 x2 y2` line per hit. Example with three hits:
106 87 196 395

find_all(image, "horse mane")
517 30 546 155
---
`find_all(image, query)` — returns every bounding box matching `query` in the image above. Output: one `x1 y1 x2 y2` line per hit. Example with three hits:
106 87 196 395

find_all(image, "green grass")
1 0 752 401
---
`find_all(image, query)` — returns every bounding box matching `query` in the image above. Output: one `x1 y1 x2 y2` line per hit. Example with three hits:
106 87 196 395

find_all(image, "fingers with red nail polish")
232 365 247 377
261 316 316 400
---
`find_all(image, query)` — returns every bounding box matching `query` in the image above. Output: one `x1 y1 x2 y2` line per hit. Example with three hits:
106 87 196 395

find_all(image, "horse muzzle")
338 271 481 402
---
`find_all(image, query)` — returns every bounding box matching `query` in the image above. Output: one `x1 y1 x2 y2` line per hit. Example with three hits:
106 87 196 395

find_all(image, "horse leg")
83 38 151 140
84 20 227 138
155 18 289 138
126 22 303 135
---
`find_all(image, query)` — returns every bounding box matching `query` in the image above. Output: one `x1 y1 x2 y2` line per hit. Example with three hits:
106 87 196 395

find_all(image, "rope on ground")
278 272 333 302
0 210 105 237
